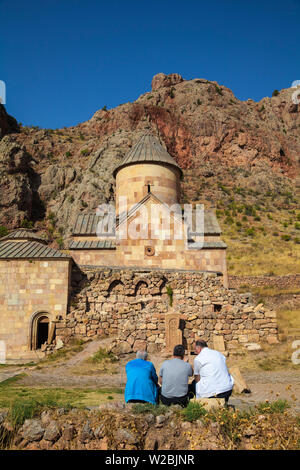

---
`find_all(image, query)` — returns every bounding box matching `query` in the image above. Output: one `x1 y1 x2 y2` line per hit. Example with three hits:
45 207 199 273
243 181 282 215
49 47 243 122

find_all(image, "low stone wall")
229 274 300 291
56 267 278 353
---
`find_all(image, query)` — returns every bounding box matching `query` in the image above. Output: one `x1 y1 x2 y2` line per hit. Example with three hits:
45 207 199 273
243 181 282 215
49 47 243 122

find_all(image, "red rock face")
0 73 299 235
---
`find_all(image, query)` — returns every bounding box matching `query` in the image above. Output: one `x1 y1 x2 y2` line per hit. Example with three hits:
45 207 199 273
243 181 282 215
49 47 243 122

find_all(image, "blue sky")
1 0 299 128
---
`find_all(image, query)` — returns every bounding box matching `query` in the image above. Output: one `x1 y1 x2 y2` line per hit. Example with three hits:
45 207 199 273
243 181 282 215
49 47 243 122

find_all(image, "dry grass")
224 233 300 276
277 308 300 334
227 341 300 372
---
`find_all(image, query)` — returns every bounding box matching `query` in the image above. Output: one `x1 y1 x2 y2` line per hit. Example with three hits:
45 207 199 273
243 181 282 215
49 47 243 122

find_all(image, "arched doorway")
36 316 49 349
29 312 52 350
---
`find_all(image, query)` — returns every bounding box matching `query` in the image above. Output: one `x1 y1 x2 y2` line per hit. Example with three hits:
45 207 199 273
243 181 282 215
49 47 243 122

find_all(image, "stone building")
0 230 71 362
0 133 278 363
69 133 228 285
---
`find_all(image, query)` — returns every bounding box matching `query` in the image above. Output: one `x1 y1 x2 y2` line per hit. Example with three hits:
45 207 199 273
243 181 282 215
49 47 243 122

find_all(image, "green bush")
90 348 117 364
182 401 207 422
245 227 255 237
0 226 8 237
244 204 256 217
281 234 291 241
166 285 173 306
256 399 289 414
21 219 33 229
272 90 279 97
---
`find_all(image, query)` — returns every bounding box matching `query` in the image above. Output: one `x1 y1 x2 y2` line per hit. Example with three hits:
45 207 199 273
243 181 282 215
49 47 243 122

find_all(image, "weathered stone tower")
113 133 182 214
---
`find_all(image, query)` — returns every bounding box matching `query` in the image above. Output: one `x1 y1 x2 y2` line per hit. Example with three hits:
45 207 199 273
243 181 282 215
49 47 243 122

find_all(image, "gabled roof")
72 197 222 237
113 133 183 177
117 191 183 227
0 241 70 259
0 229 48 244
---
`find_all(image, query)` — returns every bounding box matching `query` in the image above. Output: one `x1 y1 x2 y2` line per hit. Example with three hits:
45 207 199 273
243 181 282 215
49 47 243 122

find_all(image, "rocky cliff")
0 74 299 259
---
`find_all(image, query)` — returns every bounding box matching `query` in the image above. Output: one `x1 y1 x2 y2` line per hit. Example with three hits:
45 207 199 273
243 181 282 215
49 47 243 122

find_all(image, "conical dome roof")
113 133 183 178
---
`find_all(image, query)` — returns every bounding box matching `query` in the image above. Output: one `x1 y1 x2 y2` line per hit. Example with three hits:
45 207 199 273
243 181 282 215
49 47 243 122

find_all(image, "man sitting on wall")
194 339 234 404
159 344 193 407
125 350 158 405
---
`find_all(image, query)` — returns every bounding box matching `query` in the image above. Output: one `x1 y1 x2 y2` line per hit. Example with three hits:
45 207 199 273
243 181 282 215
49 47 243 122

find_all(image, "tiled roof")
72 207 221 236
188 211 222 235
73 212 116 236
0 229 48 244
0 241 70 259
69 240 116 250
113 133 183 177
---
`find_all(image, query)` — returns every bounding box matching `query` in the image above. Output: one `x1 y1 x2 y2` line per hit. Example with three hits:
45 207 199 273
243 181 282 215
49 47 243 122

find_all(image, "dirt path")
2 340 300 413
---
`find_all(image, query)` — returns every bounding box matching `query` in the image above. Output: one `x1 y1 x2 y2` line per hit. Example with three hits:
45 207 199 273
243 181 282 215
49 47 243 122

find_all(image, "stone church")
0 133 278 363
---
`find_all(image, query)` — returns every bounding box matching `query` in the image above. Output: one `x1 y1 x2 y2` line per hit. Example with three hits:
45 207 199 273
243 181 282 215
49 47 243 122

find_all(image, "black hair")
173 344 185 358
195 339 208 348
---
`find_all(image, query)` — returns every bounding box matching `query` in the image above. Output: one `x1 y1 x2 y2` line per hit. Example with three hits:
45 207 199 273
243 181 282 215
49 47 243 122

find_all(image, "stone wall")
229 274 300 290
0 259 71 362
56 267 278 354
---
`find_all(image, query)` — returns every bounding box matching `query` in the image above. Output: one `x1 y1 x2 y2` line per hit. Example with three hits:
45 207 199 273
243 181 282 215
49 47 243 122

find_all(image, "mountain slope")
0 73 299 275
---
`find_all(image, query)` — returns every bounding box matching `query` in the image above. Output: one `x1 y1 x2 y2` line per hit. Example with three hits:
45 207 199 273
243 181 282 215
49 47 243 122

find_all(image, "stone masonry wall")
56 267 279 353
0 259 71 362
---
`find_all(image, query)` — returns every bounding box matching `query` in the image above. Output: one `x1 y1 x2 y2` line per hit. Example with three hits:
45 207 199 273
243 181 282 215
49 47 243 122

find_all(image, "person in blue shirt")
125 350 158 404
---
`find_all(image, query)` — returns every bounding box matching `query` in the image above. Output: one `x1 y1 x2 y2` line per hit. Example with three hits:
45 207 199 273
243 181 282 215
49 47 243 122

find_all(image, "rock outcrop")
0 74 299 242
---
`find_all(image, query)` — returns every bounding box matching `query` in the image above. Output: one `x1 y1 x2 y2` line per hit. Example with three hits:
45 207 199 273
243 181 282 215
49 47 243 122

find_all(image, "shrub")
294 222 300 230
132 403 169 416
90 348 117 364
244 204 256 217
169 87 175 99
182 401 207 422
21 219 33 229
256 399 289 414
9 396 65 429
80 148 89 156
281 234 291 241
56 237 64 249
65 151 72 157
245 227 255 237
225 216 234 225
166 285 173 306
0 226 8 237
272 90 279 97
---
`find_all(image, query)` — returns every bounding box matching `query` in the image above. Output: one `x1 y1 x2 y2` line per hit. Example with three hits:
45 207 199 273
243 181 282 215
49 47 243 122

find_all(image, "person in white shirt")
193 339 234 404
